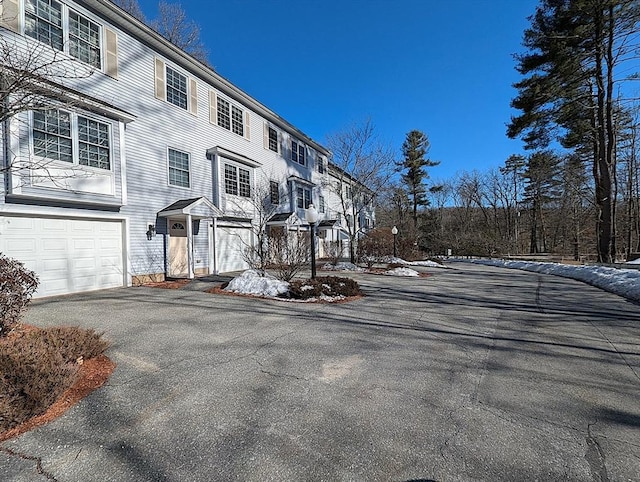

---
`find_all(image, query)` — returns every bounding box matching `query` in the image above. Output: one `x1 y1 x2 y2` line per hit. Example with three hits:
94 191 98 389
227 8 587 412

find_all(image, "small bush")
0 254 39 336
288 276 361 300
0 326 110 432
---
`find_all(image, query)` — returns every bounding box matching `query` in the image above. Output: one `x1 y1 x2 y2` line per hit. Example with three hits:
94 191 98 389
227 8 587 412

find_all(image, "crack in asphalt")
585 422 609 482
0 445 57 481
586 320 640 384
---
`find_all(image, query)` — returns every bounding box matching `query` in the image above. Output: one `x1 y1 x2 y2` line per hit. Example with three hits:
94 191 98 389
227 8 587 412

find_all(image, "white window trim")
223 161 252 198
211 92 249 139
291 139 307 167
22 0 107 71
166 147 191 189
29 109 114 173
155 58 197 115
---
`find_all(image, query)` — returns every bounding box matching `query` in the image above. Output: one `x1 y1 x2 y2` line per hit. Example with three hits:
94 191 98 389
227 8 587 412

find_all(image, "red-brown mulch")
0 327 116 443
142 279 190 289
204 285 364 303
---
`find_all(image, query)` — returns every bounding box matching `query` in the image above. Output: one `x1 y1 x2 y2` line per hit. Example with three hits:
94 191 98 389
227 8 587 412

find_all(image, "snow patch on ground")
321 262 365 272
224 270 290 297
471 259 640 302
387 257 448 268
626 258 640 265
384 267 420 277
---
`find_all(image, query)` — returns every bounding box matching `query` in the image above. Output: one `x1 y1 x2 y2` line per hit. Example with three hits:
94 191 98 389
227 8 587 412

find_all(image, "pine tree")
507 0 640 262
399 130 439 228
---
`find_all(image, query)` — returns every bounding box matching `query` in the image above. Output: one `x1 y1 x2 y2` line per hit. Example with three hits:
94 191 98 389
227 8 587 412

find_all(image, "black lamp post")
306 204 318 279
391 225 398 258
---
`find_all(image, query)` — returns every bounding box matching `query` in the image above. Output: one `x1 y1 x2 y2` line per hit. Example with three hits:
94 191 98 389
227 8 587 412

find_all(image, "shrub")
288 276 361 300
0 254 39 337
0 326 110 432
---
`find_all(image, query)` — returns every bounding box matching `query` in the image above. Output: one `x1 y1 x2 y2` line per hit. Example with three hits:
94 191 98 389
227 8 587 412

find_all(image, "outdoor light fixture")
146 224 156 241
306 204 318 279
391 225 398 258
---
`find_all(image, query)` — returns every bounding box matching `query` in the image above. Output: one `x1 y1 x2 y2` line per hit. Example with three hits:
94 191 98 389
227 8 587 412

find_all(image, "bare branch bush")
268 227 310 282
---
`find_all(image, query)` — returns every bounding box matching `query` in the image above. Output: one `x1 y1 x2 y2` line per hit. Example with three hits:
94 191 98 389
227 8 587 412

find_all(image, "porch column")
186 213 194 279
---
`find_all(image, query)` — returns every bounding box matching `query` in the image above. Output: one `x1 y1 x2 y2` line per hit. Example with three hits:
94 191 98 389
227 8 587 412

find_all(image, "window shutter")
244 111 250 140
189 78 198 116
263 123 269 149
104 28 118 79
0 0 19 32
154 58 166 101
209 91 217 124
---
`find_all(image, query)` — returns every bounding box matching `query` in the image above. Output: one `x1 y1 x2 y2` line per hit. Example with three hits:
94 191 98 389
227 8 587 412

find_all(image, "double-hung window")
296 187 311 209
69 11 101 68
32 109 111 170
25 0 63 51
291 140 306 166
217 97 244 136
270 181 280 204
25 0 102 69
168 148 190 188
317 156 325 174
319 195 325 213
224 163 251 198
166 66 188 110
268 126 278 152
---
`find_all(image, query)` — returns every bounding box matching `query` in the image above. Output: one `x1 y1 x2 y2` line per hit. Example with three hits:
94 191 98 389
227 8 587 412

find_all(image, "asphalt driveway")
1 262 639 481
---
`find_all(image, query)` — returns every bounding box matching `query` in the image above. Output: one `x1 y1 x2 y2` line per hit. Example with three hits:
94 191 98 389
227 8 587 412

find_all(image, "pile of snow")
387 257 447 268
321 262 365 272
627 258 640 265
471 259 640 302
384 267 420 277
224 270 289 297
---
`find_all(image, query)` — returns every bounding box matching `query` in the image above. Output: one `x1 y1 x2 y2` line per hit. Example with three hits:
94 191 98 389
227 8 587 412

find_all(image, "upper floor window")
25 0 102 69
225 163 250 197
166 66 188 110
270 181 280 204
69 11 101 68
217 97 244 136
296 187 311 209
25 0 63 51
317 156 325 174
168 148 190 188
268 126 278 152
345 185 353 200
32 109 111 170
319 195 325 213
291 140 306 166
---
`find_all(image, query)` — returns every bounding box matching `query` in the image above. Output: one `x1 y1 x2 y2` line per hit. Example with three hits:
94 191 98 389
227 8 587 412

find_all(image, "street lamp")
391 225 398 258
306 204 318 279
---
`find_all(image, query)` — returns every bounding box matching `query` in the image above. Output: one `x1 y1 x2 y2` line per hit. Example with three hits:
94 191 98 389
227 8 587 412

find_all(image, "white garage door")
217 226 251 273
0 216 124 298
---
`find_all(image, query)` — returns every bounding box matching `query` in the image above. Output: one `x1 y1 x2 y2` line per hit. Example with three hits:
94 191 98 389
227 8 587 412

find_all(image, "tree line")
376 0 640 263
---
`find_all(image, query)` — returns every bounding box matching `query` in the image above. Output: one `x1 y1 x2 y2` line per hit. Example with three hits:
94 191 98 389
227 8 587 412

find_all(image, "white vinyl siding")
168 148 190 187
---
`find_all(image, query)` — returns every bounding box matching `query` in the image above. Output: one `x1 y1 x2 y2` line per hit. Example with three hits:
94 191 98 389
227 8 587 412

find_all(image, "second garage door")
216 226 252 273
0 216 125 298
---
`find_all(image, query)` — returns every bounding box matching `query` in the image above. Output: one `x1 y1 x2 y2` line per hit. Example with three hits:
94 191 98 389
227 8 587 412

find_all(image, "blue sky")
136 0 540 181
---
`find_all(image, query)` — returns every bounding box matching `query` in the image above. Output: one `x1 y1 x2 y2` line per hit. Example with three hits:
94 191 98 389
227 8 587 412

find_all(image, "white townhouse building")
0 0 374 297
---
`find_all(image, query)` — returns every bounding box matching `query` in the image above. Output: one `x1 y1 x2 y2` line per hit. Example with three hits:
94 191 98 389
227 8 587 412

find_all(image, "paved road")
2 262 639 481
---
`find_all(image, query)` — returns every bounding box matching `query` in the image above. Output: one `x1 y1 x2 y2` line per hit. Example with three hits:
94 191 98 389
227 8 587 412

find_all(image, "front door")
169 220 188 277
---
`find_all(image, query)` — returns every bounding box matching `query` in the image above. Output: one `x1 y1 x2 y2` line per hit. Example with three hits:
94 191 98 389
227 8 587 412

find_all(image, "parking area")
2 263 639 481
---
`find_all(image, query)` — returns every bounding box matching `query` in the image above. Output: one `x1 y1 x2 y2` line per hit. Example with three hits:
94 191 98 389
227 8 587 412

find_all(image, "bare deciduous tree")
151 1 209 64
324 119 395 263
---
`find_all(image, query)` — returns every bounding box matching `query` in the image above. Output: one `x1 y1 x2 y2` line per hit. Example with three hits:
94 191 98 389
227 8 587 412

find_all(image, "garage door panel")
0 216 124 298
217 227 251 273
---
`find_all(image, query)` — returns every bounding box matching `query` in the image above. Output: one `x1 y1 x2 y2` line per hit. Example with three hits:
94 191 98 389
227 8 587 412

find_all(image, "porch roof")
157 197 223 219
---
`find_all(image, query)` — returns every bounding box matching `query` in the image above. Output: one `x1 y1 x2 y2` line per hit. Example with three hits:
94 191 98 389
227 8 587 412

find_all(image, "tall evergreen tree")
507 0 640 262
399 130 439 228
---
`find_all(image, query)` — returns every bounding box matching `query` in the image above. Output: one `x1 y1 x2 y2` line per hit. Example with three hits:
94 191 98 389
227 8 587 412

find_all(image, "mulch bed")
204 285 363 303
142 279 190 289
0 326 116 443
